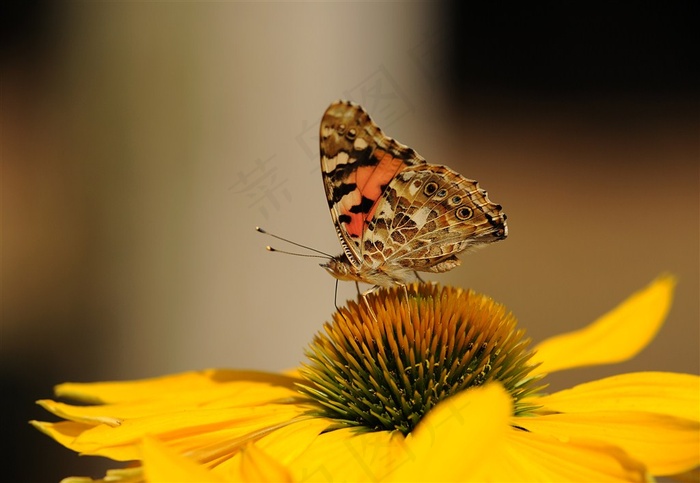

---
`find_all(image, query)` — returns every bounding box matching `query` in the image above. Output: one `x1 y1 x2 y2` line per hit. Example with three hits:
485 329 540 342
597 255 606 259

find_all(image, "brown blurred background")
2 2 698 481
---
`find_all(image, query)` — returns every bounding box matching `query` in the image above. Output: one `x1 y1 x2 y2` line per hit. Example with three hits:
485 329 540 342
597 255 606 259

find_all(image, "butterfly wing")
363 161 508 276
320 100 426 267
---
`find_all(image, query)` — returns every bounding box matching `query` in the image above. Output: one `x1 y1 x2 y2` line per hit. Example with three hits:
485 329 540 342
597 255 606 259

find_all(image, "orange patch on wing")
344 211 364 238
356 150 406 222
339 151 406 240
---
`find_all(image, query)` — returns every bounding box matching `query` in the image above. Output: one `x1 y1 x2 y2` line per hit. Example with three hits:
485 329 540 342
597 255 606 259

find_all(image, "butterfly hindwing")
364 164 507 272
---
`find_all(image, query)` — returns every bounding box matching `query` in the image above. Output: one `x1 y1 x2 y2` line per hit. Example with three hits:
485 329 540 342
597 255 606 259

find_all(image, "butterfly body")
320 100 507 288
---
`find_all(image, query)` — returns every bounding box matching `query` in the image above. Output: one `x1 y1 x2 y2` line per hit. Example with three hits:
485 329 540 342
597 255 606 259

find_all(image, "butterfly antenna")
256 227 333 258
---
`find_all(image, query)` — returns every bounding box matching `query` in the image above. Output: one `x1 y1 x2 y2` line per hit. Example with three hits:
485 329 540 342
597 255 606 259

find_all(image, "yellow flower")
33 275 699 482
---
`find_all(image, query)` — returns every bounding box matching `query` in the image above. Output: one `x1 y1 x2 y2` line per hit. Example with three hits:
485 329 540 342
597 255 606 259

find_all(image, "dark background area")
444 2 698 99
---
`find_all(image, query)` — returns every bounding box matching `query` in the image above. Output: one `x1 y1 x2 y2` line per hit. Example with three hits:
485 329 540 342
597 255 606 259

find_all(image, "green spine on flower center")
297 284 544 435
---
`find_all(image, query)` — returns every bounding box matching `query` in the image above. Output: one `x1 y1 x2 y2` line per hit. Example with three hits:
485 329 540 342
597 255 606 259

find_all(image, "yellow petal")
55 369 301 404
236 444 293 483
283 425 404 481
472 428 649 482
34 403 305 461
220 412 404 482
388 383 513 482
30 420 95 452
141 437 224 482
61 467 144 483
232 418 331 466
532 275 675 375
520 411 699 476
38 380 298 424
536 372 700 422
36 369 304 461
36 400 124 426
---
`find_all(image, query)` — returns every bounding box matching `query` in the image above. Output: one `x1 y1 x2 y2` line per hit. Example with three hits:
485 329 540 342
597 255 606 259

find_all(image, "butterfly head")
320 254 361 282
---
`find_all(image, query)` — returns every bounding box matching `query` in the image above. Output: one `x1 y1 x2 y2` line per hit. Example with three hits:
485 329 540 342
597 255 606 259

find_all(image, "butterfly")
319 100 507 290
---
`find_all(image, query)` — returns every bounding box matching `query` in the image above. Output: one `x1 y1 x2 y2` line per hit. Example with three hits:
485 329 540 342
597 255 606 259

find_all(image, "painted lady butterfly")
320 100 507 289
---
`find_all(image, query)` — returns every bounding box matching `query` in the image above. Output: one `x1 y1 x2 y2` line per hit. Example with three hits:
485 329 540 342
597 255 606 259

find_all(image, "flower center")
297 284 543 435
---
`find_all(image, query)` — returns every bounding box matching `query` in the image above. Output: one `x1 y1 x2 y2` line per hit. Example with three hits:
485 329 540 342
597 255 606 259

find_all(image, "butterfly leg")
334 279 341 311
395 281 414 327
358 284 380 322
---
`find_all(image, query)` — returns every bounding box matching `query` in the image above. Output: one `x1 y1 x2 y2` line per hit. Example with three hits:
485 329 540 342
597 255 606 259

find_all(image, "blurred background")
2 2 698 481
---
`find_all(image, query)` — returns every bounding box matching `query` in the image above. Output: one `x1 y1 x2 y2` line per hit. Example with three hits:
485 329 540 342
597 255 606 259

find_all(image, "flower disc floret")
298 283 544 434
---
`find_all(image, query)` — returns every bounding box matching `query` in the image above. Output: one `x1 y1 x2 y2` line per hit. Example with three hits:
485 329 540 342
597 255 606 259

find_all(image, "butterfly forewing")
320 100 425 266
